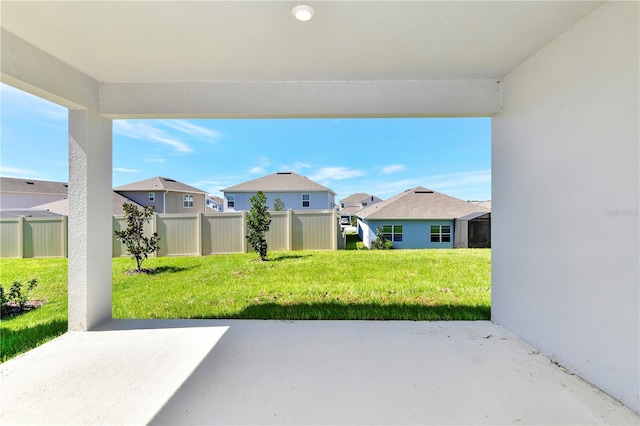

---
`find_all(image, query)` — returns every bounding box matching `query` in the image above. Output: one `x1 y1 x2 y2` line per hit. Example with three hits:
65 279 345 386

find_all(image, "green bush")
371 227 393 250
1 278 38 316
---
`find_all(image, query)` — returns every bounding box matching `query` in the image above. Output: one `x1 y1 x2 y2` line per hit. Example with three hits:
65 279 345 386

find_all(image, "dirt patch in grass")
1 300 46 319
124 268 157 276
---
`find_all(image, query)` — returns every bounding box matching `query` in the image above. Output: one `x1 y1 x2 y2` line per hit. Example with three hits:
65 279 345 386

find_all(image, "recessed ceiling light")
292 5 314 22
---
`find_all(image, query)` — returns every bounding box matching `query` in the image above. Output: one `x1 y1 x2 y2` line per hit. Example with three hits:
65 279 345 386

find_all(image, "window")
149 192 155 202
183 194 194 208
382 225 403 242
362 202 368 207
302 194 310 208
227 194 235 208
430 225 451 243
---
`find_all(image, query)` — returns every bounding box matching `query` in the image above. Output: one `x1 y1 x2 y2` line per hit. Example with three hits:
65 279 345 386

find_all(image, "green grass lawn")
1 249 490 362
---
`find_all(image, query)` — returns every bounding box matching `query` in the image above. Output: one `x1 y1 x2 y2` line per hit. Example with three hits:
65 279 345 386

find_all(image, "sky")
0 83 491 202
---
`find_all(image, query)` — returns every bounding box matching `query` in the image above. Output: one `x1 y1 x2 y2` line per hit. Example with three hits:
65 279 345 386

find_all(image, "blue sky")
1 83 491 202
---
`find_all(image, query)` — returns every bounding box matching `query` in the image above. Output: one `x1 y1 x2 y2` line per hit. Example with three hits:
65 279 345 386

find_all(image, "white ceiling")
1 1 603 83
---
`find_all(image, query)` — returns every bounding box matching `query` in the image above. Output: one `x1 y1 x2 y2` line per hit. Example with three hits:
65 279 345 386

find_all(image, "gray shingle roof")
340 193 370 203
114 177 206 194
0 177 68 195
357 186 490 220
222 172 336 194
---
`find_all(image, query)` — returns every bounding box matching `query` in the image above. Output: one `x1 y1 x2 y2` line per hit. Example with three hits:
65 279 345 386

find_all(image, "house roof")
222 172 336 195
207 196 224 204
114 177 206 194
471 200 492 210
0 209 64 218
30 192 144 216
357 187 490 220
340 193 370 203
0 177 68 195
340 206 362 215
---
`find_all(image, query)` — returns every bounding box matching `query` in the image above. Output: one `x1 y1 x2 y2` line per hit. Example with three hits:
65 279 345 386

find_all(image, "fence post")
152 213 159 257
241 211 248 253
62 215 69 258
332 210 338 250
287 209 293 251
197 211 203 256
18 216 25 258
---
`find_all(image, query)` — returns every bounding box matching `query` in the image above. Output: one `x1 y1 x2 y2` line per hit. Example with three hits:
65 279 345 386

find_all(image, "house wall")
118 191 206 213
360 219 455 249
1 193 67 209
164 192 205 214
224 191 334 212
117 190 165 213
492 1 639 413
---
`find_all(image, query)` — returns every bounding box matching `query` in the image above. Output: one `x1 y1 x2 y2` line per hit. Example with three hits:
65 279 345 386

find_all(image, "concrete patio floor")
1 320 637 425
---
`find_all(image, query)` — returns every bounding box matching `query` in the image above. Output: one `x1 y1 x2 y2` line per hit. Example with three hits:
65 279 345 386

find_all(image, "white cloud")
113 168 140 173
309 167 365 182
250 166 265 174
424 170 491 190
160 120 221 144
114 120 193 154
145 158 167 163
0 166 42 179
381 164 407 174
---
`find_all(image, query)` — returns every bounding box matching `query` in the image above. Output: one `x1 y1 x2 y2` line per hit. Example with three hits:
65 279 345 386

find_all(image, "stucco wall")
492 1 639 412
224 191 334 212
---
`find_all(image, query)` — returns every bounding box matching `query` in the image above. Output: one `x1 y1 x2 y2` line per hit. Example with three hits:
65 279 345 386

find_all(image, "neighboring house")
32 192 144 216
356 186 490 249
339 193 383 224
0 177 68 210
206 196 224 212
114 177 207 214
221 172 336 211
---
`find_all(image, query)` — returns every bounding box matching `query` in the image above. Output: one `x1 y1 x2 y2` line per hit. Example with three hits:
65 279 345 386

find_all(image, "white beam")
0 29 99 110
68 109 113 331
100 80 500 119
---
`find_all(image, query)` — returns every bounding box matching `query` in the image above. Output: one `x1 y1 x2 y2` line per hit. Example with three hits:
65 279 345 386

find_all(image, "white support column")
68 108 113 331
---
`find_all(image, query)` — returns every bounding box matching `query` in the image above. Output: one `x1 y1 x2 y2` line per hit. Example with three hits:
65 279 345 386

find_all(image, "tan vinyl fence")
2 210 345 258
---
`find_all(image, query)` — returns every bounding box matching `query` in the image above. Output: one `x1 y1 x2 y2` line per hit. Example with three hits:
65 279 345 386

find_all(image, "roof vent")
415 190 433 194
162 177 176 182
63 184 68 187
277 172 292 175
25 181 34 185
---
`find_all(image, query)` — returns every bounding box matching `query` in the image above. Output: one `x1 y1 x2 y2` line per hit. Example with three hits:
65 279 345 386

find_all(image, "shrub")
1 278 38 316
273 198 286 211
371 227 393 250
114 203 160 272
246 191 272 261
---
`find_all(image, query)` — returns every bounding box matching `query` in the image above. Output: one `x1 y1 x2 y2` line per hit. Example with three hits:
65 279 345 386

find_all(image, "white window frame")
302 194 310 208
382 225 403 242
183 194 194 208
227 194 235 208
430 225 451 243
149 192 155 202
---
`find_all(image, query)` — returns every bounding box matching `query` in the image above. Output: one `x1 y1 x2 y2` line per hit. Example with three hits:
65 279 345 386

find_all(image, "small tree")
246 191 272 261
350 216 357 227
273 198 286 211
371 227 393 250
114 203 160 272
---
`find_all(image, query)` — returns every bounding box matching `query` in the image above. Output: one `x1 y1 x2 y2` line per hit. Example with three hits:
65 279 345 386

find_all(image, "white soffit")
0 1 604 83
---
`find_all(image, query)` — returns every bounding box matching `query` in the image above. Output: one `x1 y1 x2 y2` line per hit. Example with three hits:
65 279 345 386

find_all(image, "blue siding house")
221 172 336 212
356 187 490 249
